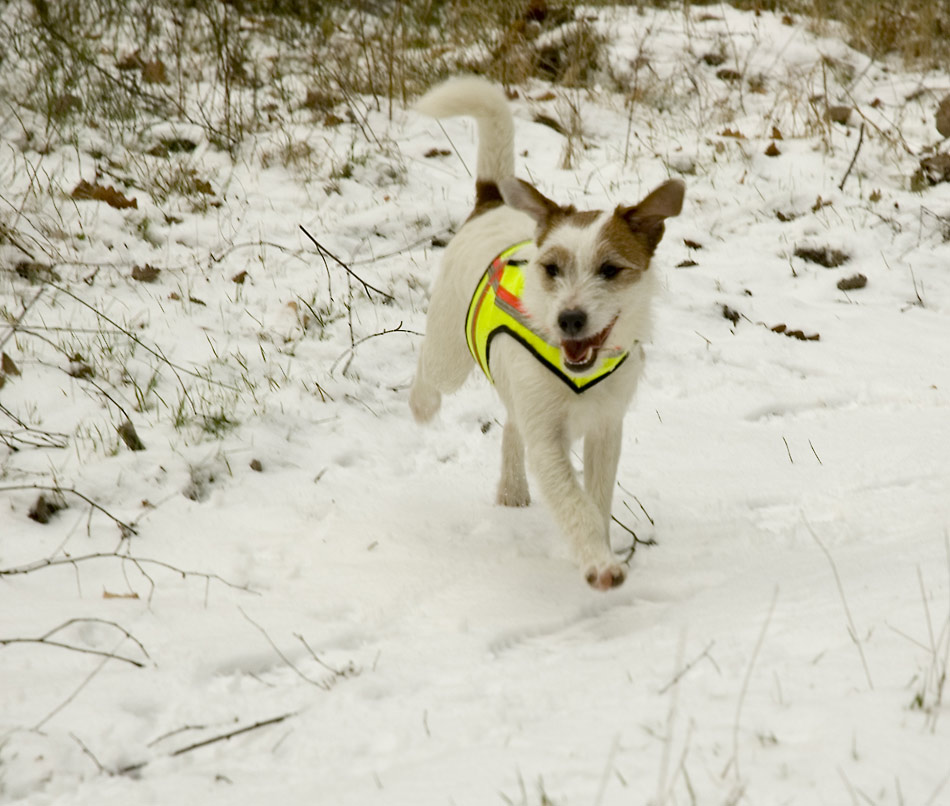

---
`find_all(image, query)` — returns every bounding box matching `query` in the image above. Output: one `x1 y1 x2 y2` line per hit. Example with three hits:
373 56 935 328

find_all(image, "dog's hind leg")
409 344 444 423
497 419 531 507
409 301 472 423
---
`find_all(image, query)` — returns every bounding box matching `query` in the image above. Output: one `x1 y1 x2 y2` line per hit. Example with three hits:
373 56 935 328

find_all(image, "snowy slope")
2 5 950 805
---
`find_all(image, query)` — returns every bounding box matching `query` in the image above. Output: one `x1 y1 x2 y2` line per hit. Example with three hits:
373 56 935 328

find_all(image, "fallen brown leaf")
72 179 138 210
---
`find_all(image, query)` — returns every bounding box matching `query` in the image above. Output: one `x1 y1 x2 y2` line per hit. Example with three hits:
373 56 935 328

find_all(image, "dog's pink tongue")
563 339 592 364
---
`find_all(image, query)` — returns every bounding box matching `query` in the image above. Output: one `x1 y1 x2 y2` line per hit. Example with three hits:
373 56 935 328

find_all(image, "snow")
2 4 950 805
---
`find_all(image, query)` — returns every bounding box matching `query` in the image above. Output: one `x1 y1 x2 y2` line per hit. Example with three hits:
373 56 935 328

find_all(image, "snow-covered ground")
2 4 949 804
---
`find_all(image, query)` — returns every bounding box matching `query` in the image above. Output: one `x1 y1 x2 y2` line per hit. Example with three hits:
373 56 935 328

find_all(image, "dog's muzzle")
561 319 616 373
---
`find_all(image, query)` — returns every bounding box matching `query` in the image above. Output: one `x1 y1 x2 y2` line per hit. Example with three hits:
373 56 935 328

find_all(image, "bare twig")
331 321 420 375
294 632 360 681
838 122 866 191
0 484 137 535
803 515 875 690
434 119 471 177
120 712 299 775
0 403 69 449
0 550 257 598
70 732 111 775
169 712 298 758
924 768 950 806
614 515 657 563
35 649 114 730
0 287 44 351
655 630 687 804
240 608 331 689
727 586 779 782
299 225 394 302
658 640 718 695
46 280 239 398
146 723 210 749
1 616 149 668
593 733 620 806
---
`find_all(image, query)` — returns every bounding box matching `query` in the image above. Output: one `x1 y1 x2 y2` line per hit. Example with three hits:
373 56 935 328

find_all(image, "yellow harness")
465 241 628 393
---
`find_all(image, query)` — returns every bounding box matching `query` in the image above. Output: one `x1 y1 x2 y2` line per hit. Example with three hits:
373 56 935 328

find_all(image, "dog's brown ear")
498 178 562 227
618 179 685 253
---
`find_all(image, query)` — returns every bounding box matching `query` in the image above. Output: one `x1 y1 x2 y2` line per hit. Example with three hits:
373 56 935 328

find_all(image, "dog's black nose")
558 309 587 337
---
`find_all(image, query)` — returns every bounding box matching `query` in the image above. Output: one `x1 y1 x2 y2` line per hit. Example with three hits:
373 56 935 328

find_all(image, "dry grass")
3 0 945 166
727 0 950 68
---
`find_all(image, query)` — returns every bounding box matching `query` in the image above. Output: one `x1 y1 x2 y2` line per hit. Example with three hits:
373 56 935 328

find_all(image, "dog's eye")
543 263 560 279
599 263 621 280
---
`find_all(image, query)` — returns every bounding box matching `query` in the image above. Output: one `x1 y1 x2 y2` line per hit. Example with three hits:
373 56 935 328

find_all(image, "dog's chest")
467 244 629 394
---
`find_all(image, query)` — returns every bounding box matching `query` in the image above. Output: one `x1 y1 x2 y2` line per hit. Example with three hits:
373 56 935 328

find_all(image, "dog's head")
499 177 685 375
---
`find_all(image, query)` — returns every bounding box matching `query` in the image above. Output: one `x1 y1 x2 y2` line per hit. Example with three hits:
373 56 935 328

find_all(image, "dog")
409 77 684 590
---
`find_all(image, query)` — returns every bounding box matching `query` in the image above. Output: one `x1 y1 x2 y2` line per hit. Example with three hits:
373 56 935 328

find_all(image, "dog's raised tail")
414 77 515 187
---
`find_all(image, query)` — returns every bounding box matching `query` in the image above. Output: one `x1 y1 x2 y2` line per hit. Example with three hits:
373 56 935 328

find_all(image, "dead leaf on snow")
132 264 161 283
2 352 21 376
72 179 138 210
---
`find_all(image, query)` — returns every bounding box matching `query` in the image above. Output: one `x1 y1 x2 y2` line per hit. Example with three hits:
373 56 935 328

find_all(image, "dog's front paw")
585 561 627 591
497 483 530 508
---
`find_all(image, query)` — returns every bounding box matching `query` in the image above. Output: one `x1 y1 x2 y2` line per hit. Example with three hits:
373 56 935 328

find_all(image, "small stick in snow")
240 608 332 689
0 550 258 601
70 732 112 776
121 712 300 773
727 585 779 782
782 436 794 464
612 515 657 563
298 226 394 302
658 640 718 695
434 119 471 177
838 122 866 191
167 712 298 759
331 321 421 375
294 632 360 681
802 515 875 691
35 648 117 730
0 402 68 449
0 617 149 668
0 483 138 536
0 288 44 352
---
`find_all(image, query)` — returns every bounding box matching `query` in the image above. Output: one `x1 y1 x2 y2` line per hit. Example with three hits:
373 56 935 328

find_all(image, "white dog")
409 77 684 590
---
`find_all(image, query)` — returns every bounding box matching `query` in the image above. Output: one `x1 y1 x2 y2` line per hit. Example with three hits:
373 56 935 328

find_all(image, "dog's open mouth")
560 321 614 373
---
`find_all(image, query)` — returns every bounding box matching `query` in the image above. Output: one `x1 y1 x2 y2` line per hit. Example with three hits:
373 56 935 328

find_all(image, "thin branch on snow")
35 648 116 730
331 321 421 375
0 617 150 668
294 632 360 681
45 280 240 406
0 402 69 449
146 723 211 748
726 585 779 783
240 608 334 689
0 287 44 352
613 515 657 564
658 640 719 695
168 712 299 758
119 712 299 776
299 225 394 302
802 515 875 691
0 550 258 601
838 122 866 191
0 484 138 536
70 733 112 776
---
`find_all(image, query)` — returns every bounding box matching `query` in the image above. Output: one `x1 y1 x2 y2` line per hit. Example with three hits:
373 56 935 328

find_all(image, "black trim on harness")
483 326 628 394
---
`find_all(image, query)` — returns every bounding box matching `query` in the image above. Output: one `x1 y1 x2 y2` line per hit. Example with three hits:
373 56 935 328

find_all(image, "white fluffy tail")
414 76 515 184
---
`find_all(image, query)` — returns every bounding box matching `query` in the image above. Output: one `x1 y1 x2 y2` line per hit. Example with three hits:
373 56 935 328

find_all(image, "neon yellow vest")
465 241 628 393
